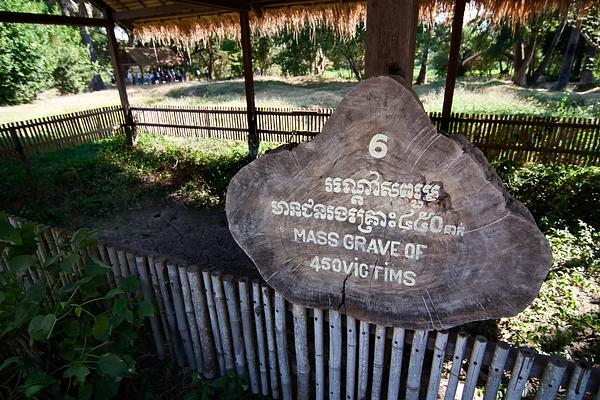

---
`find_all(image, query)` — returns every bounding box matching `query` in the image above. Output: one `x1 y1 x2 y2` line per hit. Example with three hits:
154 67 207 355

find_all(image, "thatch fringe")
134 3 367 47
132 0 595 47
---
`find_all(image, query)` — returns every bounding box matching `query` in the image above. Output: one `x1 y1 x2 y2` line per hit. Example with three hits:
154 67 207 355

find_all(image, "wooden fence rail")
131 105 600 166
5 214 600 399
1 105 599 166
0 106 125 163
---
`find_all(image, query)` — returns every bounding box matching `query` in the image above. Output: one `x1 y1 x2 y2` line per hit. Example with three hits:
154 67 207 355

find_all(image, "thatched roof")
105 0 594 46
120 47 183 67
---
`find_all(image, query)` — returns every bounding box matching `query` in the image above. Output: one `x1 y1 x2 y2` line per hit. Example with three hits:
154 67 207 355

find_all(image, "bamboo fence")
1 105 599 166
0 106 125 163
4 214 600 399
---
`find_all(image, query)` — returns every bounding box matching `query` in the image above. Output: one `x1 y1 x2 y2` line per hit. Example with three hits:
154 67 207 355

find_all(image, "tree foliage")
0 0 107 105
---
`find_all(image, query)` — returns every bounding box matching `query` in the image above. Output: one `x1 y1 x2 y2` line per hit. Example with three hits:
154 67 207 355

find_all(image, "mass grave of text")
226 75 552 330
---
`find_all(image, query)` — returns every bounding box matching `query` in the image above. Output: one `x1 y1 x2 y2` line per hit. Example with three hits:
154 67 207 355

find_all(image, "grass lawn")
1 76 599 124
1 132 599 363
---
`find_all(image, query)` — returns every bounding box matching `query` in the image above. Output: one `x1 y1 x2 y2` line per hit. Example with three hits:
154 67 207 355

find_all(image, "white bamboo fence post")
292 304 310 399
314 308 325 400
178 265 204 372
49 228 68 286
202 269 226 375
483 341 510 400
33 225 47 279
167 262 196 370
346 316 358 400
211 271 235 372
426 330 450 400
274 292 292 400
444 331 469 400
239 278 259 394
566 360 591 400
387 328 406 400
156 257 186 367
505 347 536 400
371 325 387 400
97 244 117 288
252 280 270 396
125 251 138 276
187 267 217 378
262 285 280 399
134 255 165 359
357 321 371 400
329 310 343 400
406 330 429 400
223 274 247 376
534 355 567 400
43 226 59 257
116 249 130 279
106 246 122 286
147 255 173 357
461 335 488 400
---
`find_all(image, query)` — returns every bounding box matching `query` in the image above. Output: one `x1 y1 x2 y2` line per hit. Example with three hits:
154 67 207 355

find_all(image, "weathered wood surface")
226 75 552 330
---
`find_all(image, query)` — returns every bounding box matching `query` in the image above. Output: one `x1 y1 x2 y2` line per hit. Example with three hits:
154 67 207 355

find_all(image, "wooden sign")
226 76 552 330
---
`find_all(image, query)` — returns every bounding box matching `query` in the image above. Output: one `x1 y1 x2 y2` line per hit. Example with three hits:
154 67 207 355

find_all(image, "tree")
0 0 56 104
415 22 433 84
528 16 567 85
554 24 581 90
509 22 540 86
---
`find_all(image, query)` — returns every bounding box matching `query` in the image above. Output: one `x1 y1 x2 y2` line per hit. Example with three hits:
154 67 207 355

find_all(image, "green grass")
2 76 599 124
0 134 260 225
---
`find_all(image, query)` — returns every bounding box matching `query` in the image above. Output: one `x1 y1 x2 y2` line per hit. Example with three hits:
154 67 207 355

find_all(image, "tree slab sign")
226 76 551 330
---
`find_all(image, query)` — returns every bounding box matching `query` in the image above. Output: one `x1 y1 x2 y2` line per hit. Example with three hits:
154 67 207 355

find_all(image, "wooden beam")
0 11 109 27
114 4 208 21
440 0 467 134
86 0 115 15
240 10 259 159
364 0 419 82
172 0 251 11
106 14 136 146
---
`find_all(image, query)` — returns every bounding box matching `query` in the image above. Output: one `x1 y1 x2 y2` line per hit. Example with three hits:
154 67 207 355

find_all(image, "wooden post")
9 126 31 176
105 12 135 146
365 0 419 81
239 10 259 159
440 0 467 133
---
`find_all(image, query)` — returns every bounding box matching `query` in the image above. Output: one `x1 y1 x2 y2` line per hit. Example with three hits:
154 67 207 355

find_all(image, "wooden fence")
1 105 599 166
131 105 600 166
0 106 125 163
6 214 599 399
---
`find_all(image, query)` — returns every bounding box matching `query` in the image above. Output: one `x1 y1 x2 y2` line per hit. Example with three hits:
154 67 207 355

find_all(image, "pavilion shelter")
0 0 595 155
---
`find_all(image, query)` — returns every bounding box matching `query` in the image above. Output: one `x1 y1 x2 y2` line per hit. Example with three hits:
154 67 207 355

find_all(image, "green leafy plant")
0 213 154 399
183 371 251 400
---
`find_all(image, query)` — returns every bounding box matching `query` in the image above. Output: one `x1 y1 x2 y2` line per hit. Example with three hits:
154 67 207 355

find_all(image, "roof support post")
240 10 259 160
440 0 467 134
365 0 419 83
106 13 136 145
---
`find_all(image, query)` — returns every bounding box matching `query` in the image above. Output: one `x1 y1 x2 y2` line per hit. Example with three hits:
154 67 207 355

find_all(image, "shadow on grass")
0 134 250 226
163 79 356 107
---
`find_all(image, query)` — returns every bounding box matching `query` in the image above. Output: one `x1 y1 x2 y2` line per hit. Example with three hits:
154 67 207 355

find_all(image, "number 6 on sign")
369 133 389 158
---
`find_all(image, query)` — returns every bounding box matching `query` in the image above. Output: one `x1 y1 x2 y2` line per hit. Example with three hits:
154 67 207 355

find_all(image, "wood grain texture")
226 75 552 330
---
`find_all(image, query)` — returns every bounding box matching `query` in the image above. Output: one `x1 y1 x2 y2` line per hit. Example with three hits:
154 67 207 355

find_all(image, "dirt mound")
75 198 259 279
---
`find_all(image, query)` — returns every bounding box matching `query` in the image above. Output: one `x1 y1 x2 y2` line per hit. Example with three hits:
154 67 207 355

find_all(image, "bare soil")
72 198 260 279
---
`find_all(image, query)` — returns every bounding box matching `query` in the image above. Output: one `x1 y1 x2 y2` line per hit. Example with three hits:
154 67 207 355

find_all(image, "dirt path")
73 198 259 279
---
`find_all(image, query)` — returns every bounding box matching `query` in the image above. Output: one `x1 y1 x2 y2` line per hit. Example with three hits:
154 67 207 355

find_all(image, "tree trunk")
554 26 581 91
512 27 538 87
416 44 429 84
528 18 567 85
578 47 597 88
78 0 104 91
